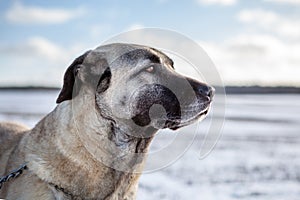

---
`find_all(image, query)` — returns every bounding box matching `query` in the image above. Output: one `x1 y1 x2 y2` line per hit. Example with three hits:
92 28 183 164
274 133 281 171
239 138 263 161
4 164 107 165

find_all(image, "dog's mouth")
163 101 212 130
167 105 210 130
132 99 212 130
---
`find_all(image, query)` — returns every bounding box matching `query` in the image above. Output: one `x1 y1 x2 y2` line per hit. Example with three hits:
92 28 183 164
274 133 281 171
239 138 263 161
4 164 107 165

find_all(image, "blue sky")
0 0 300 86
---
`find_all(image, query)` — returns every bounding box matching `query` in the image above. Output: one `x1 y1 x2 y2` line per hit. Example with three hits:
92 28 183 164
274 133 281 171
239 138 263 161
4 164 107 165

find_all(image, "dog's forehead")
92 43 173 69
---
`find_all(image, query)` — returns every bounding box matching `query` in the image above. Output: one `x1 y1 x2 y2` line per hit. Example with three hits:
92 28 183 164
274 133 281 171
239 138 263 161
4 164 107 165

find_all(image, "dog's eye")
145 66 155 73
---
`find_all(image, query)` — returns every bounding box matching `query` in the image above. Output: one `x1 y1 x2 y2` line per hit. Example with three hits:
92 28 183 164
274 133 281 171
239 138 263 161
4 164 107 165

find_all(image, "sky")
0 0 300 87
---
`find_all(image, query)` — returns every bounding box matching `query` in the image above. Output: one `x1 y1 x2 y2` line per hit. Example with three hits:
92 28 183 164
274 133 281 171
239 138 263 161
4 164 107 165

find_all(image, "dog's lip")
168 106 210 130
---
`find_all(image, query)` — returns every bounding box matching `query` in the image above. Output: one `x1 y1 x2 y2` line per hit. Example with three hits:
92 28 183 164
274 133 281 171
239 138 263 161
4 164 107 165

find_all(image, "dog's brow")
119 49 161 65
138 50 161 64
146 54 160 64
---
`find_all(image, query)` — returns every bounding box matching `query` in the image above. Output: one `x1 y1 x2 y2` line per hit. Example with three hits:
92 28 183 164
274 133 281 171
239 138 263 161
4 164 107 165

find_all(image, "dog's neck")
24 100 155 199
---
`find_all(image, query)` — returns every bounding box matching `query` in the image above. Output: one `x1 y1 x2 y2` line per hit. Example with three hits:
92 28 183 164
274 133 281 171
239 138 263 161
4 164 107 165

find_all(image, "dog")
0 43 214 199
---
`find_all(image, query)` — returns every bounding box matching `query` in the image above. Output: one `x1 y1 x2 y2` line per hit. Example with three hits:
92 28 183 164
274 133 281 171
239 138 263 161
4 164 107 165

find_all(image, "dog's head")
56 43 214 136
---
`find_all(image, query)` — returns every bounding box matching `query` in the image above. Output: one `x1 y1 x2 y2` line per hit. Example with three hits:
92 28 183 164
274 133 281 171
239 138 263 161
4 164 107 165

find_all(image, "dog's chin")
167 107 210 131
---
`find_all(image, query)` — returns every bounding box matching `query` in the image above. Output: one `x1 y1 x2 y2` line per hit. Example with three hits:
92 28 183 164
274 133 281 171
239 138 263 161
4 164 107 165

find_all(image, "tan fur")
0 102 143 199
0 43 213 200
0 122 29 177
0 94 149 199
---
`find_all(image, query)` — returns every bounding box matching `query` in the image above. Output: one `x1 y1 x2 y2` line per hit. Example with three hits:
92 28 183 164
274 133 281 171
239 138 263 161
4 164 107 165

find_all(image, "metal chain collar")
0 163 28 189
0 163 76 198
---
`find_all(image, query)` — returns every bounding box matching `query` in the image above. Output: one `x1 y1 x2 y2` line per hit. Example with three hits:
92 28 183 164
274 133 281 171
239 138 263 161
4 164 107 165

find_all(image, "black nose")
199 85 214 99
187 78 214 100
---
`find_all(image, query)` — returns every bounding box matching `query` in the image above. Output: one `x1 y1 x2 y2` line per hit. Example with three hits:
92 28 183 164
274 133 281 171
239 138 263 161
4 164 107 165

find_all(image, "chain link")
0 163 28 189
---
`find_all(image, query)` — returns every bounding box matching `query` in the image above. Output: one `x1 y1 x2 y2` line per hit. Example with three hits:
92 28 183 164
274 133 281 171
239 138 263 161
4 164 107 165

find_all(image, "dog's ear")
56 51 91 104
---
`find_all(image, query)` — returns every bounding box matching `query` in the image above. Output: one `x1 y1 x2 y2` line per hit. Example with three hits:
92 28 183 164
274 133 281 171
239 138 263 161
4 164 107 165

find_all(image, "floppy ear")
56 50 91 103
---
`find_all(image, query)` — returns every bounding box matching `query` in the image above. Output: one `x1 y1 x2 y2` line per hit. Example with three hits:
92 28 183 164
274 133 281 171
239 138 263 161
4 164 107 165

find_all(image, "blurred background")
0 1 300 199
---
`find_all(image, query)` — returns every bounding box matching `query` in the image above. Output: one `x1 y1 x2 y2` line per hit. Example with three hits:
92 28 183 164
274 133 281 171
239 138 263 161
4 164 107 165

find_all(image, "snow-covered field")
0 90 300 200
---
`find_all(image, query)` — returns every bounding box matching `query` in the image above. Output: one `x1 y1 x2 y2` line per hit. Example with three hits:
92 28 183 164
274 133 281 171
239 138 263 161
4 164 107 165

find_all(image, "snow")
0 91 300 199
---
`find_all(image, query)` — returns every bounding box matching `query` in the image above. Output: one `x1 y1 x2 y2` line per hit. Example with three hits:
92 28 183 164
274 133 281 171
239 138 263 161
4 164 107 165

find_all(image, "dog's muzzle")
131 79 214 130
131 84 181 128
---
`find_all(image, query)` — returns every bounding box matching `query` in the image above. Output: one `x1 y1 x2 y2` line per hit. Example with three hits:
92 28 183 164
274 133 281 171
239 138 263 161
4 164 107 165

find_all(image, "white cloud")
265 0 300 5
197 0 237 6
5 2 85 25
126 24 145 31
237 9 300 39
0 37 69 63
200 34 300 86
0 37 89 86
28 37 68 62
